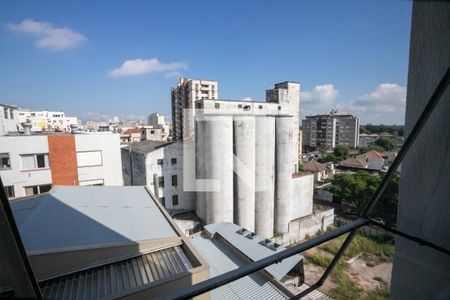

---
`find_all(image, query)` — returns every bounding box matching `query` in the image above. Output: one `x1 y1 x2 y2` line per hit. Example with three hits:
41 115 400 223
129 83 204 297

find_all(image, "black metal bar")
163 218 368 300
369 219 450 256
292 66 450 299
0 177 42 299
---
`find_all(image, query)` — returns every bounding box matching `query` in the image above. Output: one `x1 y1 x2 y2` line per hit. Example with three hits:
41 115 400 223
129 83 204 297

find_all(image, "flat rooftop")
11 186 178 253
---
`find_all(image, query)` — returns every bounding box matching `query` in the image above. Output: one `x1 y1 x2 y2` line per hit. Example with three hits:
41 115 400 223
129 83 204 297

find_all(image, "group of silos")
195 113 295 239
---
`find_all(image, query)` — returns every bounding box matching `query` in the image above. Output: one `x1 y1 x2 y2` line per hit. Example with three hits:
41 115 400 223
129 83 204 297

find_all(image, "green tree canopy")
330 172 399 225
334 145 350 159
374 138 397 152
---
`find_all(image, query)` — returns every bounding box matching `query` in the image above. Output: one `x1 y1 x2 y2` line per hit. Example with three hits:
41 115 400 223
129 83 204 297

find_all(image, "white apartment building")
171 78 218 140
121 140 194 211
0 104 19 135
17 110 78 132
302 111 360 150
0 132 123 199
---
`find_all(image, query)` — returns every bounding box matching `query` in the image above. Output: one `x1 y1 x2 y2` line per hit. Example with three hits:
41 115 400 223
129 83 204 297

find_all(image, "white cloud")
107 58 187 78
300 83 406 124
352 83 406 113
301 84 338 104
6 19 86 51
241 97 253 101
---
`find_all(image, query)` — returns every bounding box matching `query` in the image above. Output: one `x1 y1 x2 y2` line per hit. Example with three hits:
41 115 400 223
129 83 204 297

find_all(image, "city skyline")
0 0 412 124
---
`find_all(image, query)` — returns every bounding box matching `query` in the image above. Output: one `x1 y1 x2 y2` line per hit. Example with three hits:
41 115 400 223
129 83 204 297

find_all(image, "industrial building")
193 81 330 240
302 111 360 150
0 131 123 199
171 78 218 140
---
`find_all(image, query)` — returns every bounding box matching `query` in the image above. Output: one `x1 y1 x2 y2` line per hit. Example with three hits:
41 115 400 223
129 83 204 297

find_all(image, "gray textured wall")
390 2 450 299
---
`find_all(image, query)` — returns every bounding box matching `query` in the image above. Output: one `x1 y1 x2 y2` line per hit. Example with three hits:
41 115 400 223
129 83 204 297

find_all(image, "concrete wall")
390 2 450 299
0 105 18 135
290 174 314 220
75 133 123 186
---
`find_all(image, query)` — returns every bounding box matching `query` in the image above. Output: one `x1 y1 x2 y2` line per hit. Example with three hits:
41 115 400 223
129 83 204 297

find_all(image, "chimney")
22 122 32 135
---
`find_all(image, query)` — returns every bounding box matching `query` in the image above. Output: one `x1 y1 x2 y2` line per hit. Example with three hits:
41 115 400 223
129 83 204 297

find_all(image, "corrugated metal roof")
204 223 302 280
39 245 195 300
11 186 177 252
191 235 289 300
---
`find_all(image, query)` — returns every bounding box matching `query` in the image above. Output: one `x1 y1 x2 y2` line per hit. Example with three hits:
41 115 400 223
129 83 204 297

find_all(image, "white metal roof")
191 235 289 300
11 186 177 252
204 223 302 280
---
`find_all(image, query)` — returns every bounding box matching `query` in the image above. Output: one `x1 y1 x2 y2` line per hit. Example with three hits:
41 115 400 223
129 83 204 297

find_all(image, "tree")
330 172 399 225
334 145 349 159
374 138 397 152
318 154 340 164
298 164 306 172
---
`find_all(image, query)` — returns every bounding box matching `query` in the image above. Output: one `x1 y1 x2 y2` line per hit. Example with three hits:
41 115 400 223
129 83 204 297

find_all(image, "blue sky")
0 0 412 124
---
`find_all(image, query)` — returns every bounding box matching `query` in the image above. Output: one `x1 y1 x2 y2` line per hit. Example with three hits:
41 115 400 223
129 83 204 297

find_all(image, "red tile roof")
340 157 368 168
304 160 328 172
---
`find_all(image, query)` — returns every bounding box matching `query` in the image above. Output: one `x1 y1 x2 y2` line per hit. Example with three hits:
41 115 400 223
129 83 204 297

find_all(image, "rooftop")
124 140 170 154
339 157 369 168
304 160 328 173
11 186 177 253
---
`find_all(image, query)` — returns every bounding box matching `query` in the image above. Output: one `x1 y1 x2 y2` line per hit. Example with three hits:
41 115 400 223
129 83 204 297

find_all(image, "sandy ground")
302 248 392 297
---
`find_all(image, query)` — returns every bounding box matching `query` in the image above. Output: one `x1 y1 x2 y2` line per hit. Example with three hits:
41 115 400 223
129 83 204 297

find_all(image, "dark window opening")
172 195 178 206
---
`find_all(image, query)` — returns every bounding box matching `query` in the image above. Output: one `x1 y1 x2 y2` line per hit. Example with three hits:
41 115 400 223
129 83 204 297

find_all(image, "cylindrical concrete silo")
195 119 207 222
274 116 294 233
255 115 276 238
203 115 234 224
233 115 256 231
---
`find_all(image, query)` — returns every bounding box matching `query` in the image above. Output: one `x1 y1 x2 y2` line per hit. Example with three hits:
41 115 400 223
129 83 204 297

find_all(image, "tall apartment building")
0 132 123 199
302 111 360 150
171 78 218 140
17 110 79 132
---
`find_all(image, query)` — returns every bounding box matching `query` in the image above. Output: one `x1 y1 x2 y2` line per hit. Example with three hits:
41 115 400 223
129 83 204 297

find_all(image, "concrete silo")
233 115 256 231
274 116 294 233
254 115 276 238
203 115 234 224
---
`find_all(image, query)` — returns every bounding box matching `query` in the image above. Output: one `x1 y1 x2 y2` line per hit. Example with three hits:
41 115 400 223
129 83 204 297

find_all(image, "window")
79 179 104 186
9 109 14 119
172 195 178 206
160 197 165 206
172 175 178 186
259 105 263 109
238 104 243 108
150 130 155 134
31 113 35 117
3 107 8 119
77 151 102 167
24 184 51 196
0 153 11 170
5 186 14 198
21 154 49 170
171 158 177 165
159 176 165 188
215 103 220 109
157 159 164 165
243 105 251 111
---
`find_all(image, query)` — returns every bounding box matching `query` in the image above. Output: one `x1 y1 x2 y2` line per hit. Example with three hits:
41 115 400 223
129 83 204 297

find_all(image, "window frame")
0 153 11 170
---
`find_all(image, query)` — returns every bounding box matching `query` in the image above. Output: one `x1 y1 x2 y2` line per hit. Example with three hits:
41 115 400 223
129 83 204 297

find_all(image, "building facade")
121 140 195 211
16 110 78 132
0 132 123 199
0 104 19 135
171 78 218 140
302 112 360 150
